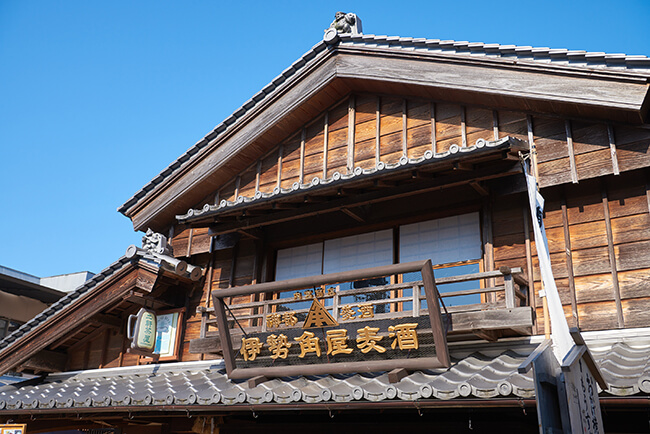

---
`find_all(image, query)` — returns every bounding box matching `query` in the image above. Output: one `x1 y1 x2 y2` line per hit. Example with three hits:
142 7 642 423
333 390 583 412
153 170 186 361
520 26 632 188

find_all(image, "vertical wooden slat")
299 128 306 184
527 115 540 181
481 199 495 302
460 106 467 148
607 124 620 175
504 274 515 308
402 99 408 157
602 187 624 328
523 206 537 333
234 175 241 199
255 160 261 192
561 193 579 328
375 97 381 166
412 284 420 317
322 112 329 179
186 228 194 258
492 110 499 141
646 173 650 213
276 144 283 189
347 95 355 173
565 120 579 184
430 102 437 154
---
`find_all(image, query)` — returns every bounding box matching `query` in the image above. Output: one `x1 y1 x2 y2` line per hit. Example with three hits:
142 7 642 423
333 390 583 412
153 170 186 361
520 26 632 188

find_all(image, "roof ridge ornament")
324 12 362 45
125 229 203 281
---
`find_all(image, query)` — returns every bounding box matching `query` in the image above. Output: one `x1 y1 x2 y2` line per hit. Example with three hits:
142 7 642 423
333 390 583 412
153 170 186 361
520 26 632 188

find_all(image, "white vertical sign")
524 162 604 434
523 167 573 360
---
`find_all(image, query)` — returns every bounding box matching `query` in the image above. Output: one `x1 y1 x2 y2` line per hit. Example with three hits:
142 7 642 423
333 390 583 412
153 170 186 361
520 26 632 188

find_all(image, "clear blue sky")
1 0 649 278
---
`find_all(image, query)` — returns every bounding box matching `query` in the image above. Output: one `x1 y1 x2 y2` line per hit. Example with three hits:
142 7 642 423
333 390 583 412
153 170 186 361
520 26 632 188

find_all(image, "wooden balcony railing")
191 262 533 358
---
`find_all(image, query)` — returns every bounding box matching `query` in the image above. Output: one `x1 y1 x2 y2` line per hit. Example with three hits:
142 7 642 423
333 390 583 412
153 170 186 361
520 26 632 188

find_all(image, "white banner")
523 164 573 360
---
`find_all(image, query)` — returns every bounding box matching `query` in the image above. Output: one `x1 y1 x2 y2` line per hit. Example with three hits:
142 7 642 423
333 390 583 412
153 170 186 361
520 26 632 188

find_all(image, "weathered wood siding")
164 92 650 342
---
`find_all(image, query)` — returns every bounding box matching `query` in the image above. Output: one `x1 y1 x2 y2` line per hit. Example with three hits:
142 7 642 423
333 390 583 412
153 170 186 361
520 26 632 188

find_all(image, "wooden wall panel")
280 138 301 189
379 97 403 164
238 167 257 199
258 151 279 193
406 101 430 158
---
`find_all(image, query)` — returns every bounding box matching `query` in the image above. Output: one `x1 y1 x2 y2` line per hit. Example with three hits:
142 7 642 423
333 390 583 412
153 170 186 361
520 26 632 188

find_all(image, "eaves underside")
120 41 650 233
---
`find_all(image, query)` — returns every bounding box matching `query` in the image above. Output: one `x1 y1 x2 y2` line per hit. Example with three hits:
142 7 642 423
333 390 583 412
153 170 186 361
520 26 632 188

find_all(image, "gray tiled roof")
118 33 650 218
0 256 134 353
176 137 522 222
1 336 648 412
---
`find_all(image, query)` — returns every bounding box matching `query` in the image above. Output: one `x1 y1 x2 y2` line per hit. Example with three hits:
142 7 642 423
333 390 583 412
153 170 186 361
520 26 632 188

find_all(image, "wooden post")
482 199 495 303
607 124 620 175
561 193 579 328
375 97 381 166
430 102 437 154
460 106 467 148
412 284 420 317
323 112 329 178
503 271 515 309
402 99 408 157
255 160 261 193
565 120 579 184
299 128 306 184
492 110 499 141
602 187 624 328
276 144 283 189
347 95 356 173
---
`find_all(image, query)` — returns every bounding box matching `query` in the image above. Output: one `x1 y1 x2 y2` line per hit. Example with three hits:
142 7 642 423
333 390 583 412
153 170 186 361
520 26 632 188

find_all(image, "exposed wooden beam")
237 228 264 240
88 313 122 329
472 329 499 342
470 181 489 196
124 290 175 310
206 163 522 236
341 207 366 223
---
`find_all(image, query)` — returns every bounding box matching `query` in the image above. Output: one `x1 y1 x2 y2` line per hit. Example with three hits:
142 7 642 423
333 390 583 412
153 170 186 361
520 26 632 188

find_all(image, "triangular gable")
119 34 650 234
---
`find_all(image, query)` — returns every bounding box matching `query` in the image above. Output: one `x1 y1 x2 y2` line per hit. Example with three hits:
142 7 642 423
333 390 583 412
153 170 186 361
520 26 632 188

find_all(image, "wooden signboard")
519 331 606 434
212 260 450 380
0 424 26 434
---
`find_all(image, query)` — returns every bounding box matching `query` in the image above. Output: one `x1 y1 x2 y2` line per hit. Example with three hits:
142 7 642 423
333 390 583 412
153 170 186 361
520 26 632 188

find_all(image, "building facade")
0 15 649 433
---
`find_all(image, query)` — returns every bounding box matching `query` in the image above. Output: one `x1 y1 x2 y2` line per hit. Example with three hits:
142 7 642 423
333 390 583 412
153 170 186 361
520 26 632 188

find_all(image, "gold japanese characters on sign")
266 301 375 329
293 287 336 300
240 323 419 361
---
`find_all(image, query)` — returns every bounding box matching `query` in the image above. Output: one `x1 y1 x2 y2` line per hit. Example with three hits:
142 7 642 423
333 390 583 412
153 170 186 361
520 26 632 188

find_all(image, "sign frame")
212 260 450 379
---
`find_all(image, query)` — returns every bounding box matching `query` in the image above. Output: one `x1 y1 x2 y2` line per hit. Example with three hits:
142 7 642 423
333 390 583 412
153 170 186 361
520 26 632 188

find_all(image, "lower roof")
1 330 648 414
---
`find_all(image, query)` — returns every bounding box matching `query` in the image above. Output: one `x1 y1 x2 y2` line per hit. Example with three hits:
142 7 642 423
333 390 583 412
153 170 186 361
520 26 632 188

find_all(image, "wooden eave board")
125 46 650 233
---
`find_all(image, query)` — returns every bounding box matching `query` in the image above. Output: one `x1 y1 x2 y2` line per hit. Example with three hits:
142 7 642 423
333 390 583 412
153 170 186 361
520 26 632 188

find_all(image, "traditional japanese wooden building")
1 14 650 433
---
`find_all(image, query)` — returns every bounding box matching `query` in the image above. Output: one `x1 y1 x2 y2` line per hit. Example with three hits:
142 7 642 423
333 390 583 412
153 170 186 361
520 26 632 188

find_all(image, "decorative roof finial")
324 12 362 44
